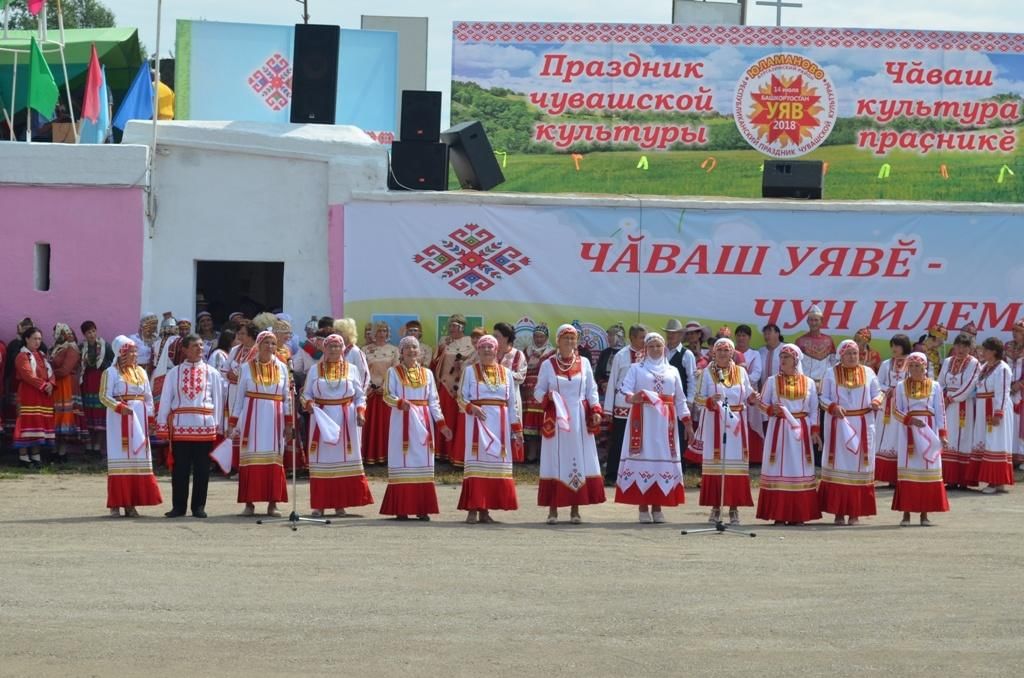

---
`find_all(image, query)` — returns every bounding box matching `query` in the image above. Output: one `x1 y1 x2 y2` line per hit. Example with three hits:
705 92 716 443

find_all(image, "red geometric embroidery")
248 53 293 112
182 365 206 400
453 22 1024 53
413 223 530 297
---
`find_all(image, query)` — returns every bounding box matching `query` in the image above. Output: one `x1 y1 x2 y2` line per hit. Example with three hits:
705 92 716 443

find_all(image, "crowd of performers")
0 306 1020 525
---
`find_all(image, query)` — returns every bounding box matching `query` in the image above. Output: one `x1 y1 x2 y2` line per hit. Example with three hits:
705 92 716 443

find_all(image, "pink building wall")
0 185 145 345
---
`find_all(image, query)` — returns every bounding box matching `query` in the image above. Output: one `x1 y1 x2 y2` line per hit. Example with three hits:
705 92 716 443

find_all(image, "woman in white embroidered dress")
874 334 912 485
937 333 979 489
381 336 452 520
225 322 257 473
818 340 882 525
892 352 949 526
694 337 756 525
534 324 605 525
614 332 693 524
302 334 372 517
457 335 522 524
230 331 292 517
99 336 162 517
969 337 1015 494
756 343 822 526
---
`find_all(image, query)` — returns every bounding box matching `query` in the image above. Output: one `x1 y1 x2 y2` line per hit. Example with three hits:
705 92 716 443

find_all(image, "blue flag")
112 62 153 131
80 66 110 144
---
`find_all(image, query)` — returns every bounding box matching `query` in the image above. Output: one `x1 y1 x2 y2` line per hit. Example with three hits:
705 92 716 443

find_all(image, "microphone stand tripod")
259 404 330 531
682 388 756 538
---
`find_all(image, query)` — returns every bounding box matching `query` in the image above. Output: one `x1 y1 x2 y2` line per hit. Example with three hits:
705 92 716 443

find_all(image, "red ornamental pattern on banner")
414 223 531 297
452 22 1024 53
248 53 293 112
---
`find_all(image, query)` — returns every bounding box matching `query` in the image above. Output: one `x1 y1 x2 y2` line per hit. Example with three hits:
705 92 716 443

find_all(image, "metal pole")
56 0 78 143
149 0 162 233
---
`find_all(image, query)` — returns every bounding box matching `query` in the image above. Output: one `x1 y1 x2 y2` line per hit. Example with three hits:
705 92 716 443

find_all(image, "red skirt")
522 406 544 437
237 463 288 503
360 392 390 465
756 488 822 523
436 388 459 461
81 367 106 432
380 482 440 516
818 481 876 517
537 476 606 508
698 474 753 507
107 474 163 508
974 455 1014 486
13 384 54 447
457 477 518 511
941 453 969 486
891 480 949 513
310 475 373 509
874 457 898 483
449 412 467 467
746 423 764 464
615 482 685 507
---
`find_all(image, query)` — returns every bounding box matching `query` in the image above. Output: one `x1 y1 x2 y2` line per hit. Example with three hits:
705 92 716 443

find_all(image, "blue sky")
100 0 1024 122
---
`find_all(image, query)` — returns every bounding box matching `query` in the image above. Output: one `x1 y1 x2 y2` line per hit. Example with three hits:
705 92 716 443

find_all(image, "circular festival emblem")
733 53 837 157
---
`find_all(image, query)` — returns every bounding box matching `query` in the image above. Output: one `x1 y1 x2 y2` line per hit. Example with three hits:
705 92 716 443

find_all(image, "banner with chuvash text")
451 22 1024 203
343 201 1024 354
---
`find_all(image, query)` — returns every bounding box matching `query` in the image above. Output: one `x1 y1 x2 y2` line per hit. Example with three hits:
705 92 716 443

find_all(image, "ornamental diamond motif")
413 223 530 297
248 53 293 112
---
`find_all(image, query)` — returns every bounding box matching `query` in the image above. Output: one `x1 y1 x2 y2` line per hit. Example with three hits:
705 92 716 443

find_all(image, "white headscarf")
642 332 670 375
778 343 804 375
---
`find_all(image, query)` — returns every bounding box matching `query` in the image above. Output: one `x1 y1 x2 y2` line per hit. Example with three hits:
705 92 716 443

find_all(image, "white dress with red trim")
614 360 691 507
302 360 372 510
968 361 1015 488
226 343 257 471
756 373 821 523
693 364 754 508
534 355 606 508
873 357 909 483
892 378 950 513
1012 358 1024 466
380 365 447 516
231 359 291 504
938 355 979 486
819 365 882 518
100 365 162 508
457 363 520 511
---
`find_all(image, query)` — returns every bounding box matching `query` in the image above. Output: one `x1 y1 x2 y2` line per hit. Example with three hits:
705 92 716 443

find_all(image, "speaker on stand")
761 160 824 199
441 120 505 191
290 24 340 125
388 89 448 191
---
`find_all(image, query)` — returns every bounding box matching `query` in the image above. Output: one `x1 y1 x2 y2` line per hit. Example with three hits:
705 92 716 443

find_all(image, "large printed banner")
344 201 1024 351
451 22 1024 202
176 20 398 142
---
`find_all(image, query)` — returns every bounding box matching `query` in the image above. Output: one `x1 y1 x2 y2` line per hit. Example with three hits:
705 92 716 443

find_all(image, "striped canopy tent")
0 27 143 115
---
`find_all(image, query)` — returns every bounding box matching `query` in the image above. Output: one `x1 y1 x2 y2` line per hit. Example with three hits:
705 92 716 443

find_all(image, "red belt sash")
827 407 870 468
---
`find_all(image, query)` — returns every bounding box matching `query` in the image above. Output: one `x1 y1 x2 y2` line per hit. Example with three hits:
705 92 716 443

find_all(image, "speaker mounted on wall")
290 24 340 125
387 141 450 191
440 120 505 191
761 160 824 200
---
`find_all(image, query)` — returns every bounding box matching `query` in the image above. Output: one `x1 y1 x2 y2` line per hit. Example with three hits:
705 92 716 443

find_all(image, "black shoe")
164 509 186 518
417 515 431 521
395 515 410 521
192 510 208 519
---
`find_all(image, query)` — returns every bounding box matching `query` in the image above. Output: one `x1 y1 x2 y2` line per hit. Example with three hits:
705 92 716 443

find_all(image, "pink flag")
82 44 102 123
28 0 45 16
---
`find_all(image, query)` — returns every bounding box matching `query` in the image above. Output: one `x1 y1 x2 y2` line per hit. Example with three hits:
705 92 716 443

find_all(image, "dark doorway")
196 261 284 326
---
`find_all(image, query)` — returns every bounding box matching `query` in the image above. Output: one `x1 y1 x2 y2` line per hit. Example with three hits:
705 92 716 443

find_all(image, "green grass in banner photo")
466 137 1023 203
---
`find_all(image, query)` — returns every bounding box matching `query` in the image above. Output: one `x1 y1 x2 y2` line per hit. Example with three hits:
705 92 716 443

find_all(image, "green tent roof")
0 27 143 115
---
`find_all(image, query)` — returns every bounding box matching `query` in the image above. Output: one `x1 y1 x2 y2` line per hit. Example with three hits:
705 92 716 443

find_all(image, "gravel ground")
1 472 1022 677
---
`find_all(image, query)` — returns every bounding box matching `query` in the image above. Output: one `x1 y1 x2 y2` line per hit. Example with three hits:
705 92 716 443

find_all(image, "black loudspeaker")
440 120 505 191
761 160 824 199
388 141 450 191
290 24 339 125
400 90 442 142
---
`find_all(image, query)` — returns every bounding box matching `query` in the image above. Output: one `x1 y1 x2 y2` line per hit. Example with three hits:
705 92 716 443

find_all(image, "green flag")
28 36 59 117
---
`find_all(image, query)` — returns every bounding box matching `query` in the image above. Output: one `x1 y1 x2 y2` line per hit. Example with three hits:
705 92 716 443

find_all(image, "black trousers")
604 417 628 483
171 441 213 513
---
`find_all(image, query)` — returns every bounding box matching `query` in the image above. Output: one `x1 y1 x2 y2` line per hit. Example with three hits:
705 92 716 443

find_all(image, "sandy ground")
1 472 1022 677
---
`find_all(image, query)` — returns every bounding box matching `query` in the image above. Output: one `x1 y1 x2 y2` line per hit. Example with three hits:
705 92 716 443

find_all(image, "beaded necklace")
253 359 279 386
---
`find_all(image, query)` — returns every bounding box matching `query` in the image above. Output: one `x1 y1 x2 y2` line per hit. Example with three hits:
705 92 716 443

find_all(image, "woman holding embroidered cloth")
614 332 693 524
301 334 372 517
